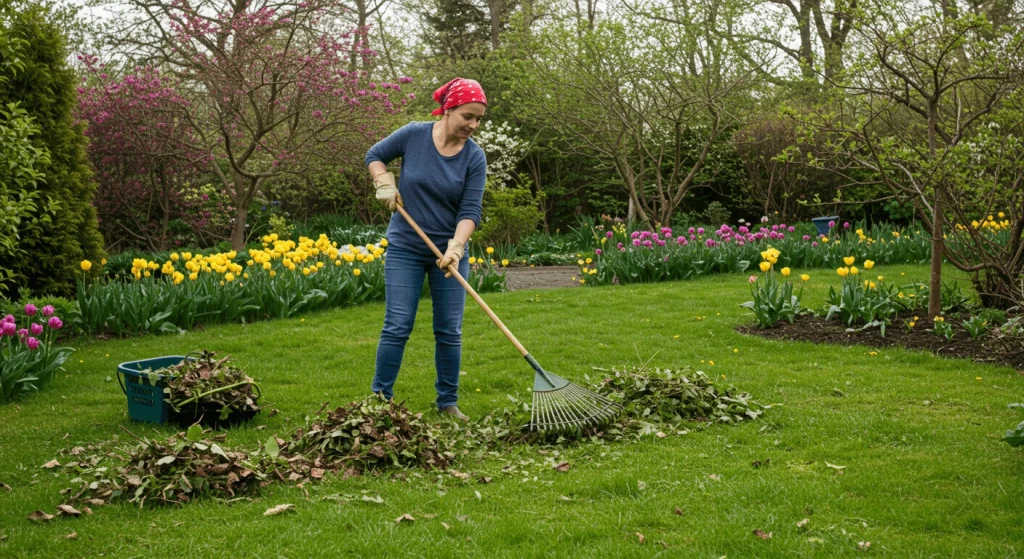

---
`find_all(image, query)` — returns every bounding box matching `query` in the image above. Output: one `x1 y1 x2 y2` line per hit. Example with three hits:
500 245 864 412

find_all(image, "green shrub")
0 5 105 297
477 181 545 246
977 308 1008 326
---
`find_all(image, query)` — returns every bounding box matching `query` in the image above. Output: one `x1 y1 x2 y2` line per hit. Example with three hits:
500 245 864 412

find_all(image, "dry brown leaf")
263 504 295 516
422 513 437 519
69 447 85 456
86 499 105 507
42 460 60 469
63 532 77 540
441 522 451 530
657 541 669 549
310 468 325 480
555 462 571 472
395 514 415 524
82 507 93 516
479 476 492 484
456 514 469 522
858 541 871 551
56 505 82 517
27 511 54 523
635 532 646 544
0 483 11 492
656 432 667 438
673 507 684 516
451 470 471 481
753 529 772 540
797 518 810 529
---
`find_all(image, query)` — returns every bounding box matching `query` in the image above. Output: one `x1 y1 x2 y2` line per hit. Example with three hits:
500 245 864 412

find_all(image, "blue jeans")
372 244 469 409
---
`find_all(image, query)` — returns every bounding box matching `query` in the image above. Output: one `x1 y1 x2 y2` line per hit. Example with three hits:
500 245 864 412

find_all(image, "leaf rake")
396 204 621 431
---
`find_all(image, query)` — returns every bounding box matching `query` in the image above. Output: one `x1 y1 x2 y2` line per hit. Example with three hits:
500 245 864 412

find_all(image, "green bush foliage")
477 182 545 246
0 4 104 297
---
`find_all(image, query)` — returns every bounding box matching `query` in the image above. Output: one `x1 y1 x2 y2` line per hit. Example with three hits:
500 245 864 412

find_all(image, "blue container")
811 216 840 237
117 355 193 423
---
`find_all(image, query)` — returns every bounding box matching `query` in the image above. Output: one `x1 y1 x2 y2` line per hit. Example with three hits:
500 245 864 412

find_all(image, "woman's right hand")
373 172 401 211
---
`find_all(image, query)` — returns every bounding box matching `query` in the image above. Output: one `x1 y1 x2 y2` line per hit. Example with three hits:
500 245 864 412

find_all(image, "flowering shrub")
471 121 529 188
77 234 505 336
740 248 803 328
1 304 75 403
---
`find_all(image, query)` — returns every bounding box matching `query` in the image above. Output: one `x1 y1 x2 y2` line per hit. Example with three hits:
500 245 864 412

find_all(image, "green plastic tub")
116 355 192 423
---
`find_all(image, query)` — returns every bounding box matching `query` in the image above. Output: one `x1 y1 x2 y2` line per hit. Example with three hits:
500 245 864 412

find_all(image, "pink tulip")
24 303 37 316
48 317 63 330
42 305 55 317
788 226 795 232
749 275 758 283
3 314 14 323
812 241 819 247
697 227 705 235
1 322 15 336
595 249 602 256
30 323 43 335
27 337 40 350
828 221 835 229
843 222 850 228
17 328 28 340
606 231 613 238
803 235 811 241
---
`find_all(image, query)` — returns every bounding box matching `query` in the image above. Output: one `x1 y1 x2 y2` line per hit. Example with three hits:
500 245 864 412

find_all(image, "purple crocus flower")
48 317 63 330
26 337 40 350
30 323 43 335
42 305 55 317
24 303 37 316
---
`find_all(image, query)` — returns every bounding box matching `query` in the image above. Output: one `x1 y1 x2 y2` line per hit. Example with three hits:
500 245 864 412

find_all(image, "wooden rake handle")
395 203 529 358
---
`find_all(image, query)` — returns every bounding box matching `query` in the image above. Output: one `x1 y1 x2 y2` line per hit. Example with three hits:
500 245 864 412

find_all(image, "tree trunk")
231 201 248 251
928 191 943 317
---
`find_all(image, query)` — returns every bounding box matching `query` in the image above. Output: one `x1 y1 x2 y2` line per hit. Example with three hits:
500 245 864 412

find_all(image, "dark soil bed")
738 314 1024 371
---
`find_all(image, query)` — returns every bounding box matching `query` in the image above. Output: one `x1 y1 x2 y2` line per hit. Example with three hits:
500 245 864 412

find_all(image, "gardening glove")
373 171 401 211
437 239 465 278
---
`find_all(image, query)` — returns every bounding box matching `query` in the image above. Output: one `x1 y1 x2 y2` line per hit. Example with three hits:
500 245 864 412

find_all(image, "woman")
364 77 487 421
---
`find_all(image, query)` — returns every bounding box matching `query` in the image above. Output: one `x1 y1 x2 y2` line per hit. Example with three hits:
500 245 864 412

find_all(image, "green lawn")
1 264 1022 557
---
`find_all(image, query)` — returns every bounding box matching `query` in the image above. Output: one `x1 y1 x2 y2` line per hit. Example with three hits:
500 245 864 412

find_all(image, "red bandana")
430 78 487 116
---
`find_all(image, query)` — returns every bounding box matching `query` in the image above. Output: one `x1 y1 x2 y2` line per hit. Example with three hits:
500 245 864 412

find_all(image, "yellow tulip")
837 267 849 277
800 274 810 281
843 256 855 266
759 261 771 272
850 266 859 275
225 272 235 281
353 268 362 276
863 260 875 269
501 259 509 267
486 247 495 255
80 260 92 271
781 267 791 277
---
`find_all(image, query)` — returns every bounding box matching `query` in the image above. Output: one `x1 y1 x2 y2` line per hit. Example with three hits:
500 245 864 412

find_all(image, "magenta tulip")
42 305 55 317
48 317 63 330
24 303 37 316
26 337 40 350
30 323 43 335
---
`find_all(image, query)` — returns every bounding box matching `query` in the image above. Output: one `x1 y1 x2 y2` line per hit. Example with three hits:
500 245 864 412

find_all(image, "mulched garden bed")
738 314 1024 371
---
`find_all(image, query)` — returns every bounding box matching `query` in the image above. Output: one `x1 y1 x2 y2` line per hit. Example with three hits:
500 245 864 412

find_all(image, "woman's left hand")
437 239 465 278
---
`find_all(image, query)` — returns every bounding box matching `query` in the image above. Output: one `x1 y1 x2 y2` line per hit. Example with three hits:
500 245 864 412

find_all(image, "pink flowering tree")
77 56 211 251
92 0 411 249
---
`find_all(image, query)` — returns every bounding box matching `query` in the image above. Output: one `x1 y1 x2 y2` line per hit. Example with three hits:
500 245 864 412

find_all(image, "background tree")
91 0 410 250
77 57 210 251
516 3 752 226
800 0 1024 313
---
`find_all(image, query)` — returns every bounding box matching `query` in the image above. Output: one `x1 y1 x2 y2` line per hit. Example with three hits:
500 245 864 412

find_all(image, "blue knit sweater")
365 121 487 256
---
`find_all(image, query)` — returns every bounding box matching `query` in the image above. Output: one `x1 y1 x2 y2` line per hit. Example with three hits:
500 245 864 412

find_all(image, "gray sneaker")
439 405 469 422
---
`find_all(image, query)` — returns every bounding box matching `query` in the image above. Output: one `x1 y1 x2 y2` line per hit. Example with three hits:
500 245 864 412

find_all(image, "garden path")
502 265 581 291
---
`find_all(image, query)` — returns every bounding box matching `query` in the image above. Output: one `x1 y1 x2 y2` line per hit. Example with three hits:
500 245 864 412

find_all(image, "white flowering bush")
473 121 528 188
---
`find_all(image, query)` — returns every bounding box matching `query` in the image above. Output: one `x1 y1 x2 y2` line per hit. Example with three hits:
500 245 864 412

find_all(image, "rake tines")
528 356 621 431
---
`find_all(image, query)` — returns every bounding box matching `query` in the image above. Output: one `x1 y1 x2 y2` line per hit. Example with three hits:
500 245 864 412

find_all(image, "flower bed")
574 220 930 285
1 304 74 403
76 234 506 337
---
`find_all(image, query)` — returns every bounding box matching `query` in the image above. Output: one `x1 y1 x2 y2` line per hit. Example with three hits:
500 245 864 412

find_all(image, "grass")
1 264 1022 557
